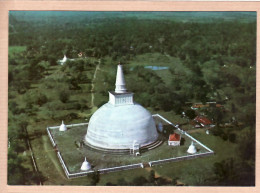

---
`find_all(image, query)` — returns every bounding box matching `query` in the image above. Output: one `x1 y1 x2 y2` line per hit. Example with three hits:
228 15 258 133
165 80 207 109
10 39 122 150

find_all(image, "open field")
8 46 26 57
127 53 181 85
128 53 181 68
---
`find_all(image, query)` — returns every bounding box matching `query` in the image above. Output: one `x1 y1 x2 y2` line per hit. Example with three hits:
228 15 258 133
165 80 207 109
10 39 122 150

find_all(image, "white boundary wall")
48 123 88 129
153 114 214 152
184 133 214 152
56 148 143 179
148 152 214 166
152 114 176 126
57 151 70 178
47 115 214 179
46 127 56 146
47 125 144 179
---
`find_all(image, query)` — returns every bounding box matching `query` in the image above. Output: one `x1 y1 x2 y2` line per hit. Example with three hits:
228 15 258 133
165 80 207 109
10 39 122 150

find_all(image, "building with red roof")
191 102 223 110
168 133 181 146
193 116 215 128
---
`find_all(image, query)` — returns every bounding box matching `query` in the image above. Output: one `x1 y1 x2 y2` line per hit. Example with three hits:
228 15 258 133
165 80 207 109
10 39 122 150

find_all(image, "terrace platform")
47 114 214 179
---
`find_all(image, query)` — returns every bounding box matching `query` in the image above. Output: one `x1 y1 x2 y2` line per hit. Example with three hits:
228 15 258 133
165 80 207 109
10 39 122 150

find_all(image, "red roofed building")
193 116 215 128
191 102 223 110
168 133 181 146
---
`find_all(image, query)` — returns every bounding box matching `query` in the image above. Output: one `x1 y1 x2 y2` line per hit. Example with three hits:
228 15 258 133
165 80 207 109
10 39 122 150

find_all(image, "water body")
144 66 169 70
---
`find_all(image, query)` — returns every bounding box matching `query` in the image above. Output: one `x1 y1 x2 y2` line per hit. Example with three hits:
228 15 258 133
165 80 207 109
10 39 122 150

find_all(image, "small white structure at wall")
206 130 209 135
132 140 140 156
158 122 163 133
59 120 67 131
80 157 91 171
187 141 197 154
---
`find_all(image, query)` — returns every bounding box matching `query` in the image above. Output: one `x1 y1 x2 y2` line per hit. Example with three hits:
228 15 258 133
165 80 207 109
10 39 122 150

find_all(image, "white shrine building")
168 133 181 146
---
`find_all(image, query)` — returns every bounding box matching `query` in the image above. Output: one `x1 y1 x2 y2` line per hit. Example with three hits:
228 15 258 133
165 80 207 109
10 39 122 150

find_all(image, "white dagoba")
80 157 91 171
85 63 158 150
59 120 67 131
187 141 197 154
60 55 67 65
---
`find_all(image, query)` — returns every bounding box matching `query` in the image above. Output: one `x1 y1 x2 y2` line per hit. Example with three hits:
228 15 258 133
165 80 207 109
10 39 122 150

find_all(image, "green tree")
89 171 100 185
59 90 70 103
36 93 48 106
185 109 196 119
117 178 128 186
212 158 238 185
237 127 255 161
132 176 148 186
148 170 156 183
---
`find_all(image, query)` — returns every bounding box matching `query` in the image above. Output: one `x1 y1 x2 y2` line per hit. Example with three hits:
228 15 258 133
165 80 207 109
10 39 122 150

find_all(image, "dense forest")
8 11 256 186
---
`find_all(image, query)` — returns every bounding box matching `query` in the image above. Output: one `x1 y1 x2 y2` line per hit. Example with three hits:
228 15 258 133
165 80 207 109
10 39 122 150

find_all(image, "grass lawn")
30 124 237 185
151 109 187 125
49 118 210 174
127 53 182 86
31 130 151 185
128 53 181 68
8 46 26 57
152 130 238 185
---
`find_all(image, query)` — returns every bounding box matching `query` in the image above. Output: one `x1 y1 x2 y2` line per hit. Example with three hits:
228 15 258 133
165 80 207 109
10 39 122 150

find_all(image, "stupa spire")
115 62 127 93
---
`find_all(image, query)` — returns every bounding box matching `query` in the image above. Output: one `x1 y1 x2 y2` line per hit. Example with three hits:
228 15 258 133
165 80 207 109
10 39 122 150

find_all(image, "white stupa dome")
80 157 91 171
85 102 158 149
187 141 197 154
59 120 67 131
85 64 158 150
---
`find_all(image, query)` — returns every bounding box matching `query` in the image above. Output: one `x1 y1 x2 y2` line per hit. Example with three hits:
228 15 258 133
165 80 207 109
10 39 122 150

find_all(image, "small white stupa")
187 141 197 154
59 120 67 131
206 130 209 135
60 55 67 65
80 157 91 171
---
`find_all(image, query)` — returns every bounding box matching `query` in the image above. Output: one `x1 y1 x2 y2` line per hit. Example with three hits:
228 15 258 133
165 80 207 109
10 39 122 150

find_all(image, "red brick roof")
192 104 208 108
169 133 181 141
194 116 212 125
